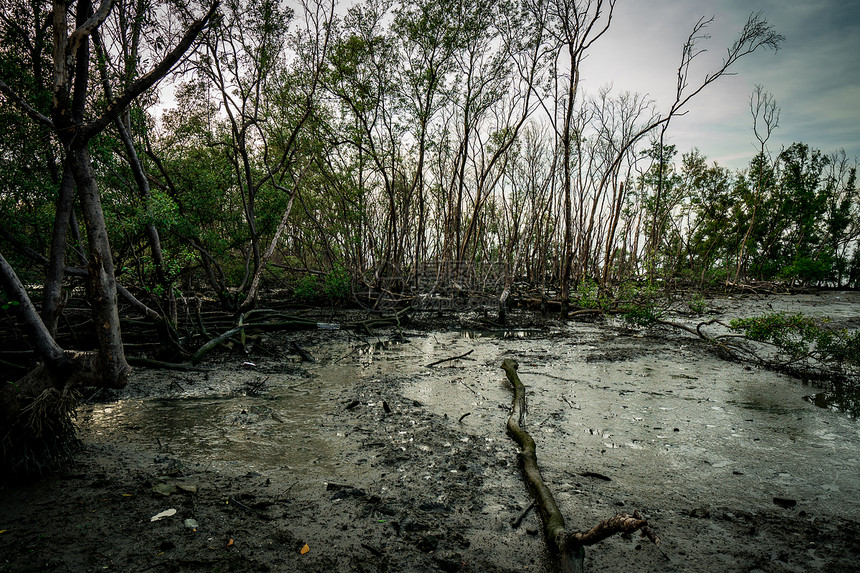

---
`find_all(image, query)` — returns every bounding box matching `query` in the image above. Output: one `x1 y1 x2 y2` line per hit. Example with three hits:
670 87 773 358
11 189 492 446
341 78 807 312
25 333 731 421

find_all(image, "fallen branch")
501 358 656 572
126 357 210 371
188 319 322 365
511 500 536 529
290 341 316 363
655 317 859 387
427 349 474 367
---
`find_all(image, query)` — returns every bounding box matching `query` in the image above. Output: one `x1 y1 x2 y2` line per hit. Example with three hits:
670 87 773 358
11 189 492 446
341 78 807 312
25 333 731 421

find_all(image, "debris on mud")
1 293 859 572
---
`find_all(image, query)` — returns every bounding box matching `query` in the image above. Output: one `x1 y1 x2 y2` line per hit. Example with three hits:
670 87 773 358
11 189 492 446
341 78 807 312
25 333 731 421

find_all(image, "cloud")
579 0 860 169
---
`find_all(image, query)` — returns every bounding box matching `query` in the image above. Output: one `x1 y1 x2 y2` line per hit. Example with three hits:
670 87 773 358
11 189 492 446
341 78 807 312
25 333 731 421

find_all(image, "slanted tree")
0 0 218 480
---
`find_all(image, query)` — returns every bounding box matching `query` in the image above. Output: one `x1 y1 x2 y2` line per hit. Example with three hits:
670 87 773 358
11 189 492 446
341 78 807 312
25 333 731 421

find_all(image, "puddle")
804 388 860 418
77 365 357 476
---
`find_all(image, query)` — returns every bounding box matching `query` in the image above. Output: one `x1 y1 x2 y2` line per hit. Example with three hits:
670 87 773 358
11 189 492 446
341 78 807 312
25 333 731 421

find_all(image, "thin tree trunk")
42 160 77 337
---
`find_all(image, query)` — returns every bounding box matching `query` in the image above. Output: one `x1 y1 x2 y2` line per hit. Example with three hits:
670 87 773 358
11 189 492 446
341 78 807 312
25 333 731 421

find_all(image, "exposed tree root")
0 385 81 484
501 358 658 572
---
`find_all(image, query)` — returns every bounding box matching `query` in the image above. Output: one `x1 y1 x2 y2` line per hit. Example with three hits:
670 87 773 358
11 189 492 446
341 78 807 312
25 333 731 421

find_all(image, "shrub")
293 275 318 301
688 293 708 314
324 264 350 301
730 312 859 372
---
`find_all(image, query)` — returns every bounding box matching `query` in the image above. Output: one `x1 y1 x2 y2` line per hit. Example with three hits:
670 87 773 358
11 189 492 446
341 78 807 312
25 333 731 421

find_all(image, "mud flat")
1 292 858 572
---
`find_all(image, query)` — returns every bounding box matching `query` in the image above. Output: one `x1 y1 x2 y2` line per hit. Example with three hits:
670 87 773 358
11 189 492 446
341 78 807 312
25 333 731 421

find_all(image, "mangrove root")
1 386 81 484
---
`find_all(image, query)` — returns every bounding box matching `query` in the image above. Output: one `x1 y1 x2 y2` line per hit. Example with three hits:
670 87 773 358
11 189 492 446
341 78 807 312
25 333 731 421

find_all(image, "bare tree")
644 13 783 279
540 0 616 317
733 83 779 283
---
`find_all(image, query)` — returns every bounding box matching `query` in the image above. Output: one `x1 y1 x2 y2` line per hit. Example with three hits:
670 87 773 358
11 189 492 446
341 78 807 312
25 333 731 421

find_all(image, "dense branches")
1 0 856 347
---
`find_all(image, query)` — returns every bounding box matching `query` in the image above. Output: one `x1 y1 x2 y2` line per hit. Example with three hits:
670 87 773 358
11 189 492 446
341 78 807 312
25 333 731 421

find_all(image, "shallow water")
76 292 860 524
79 394 342 472
77 362 363 479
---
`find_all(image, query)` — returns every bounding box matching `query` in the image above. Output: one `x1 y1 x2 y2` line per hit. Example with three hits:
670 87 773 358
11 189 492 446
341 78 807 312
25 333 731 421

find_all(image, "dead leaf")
300 544 310 555
150 508 177 522
226 538 235 548
152 483 177 497
176 483 198 494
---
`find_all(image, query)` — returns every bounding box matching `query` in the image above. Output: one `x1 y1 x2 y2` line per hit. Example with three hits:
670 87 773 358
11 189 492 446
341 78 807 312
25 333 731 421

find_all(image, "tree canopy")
0 0 856 372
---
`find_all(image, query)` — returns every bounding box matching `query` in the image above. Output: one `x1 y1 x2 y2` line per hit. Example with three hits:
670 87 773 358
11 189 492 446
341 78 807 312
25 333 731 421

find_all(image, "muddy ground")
1 292 859 572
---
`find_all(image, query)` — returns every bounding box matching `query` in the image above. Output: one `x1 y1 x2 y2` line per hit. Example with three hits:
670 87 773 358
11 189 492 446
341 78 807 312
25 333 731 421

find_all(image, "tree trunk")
70 144 131 388
42 160 77 337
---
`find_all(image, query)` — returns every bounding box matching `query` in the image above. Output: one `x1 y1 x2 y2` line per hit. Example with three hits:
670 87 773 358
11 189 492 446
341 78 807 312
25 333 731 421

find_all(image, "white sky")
578 0 860 169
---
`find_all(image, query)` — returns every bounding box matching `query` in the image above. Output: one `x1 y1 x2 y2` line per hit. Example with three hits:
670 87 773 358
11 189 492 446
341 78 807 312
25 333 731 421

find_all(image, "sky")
578 0 860 170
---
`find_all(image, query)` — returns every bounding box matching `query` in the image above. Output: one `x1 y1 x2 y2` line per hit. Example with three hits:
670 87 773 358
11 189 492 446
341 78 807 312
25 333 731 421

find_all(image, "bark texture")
501 358 653 572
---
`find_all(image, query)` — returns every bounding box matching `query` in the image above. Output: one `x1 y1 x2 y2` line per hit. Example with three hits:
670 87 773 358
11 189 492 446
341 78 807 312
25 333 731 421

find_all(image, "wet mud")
1 292 859 572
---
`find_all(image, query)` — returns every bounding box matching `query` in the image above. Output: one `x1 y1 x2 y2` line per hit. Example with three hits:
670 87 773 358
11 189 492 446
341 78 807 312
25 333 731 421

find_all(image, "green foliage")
730 312 860 370
778 255 833 284
688 293 708 314
613 282 664 326
292 264 352 303
632 140 858 288
620 298 662 326
144 188 181 229
0 0 854 314
730 312 819 357
324 265 350 301
293 275 318 301
574 279 602 309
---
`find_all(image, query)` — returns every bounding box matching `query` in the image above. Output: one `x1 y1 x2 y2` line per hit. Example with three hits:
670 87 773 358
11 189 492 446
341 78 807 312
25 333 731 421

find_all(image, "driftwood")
501 358 656 573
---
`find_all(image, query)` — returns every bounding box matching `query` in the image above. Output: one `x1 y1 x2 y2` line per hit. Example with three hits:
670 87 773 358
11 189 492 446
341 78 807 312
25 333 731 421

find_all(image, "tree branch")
67 0 114 57
0 78 54 127
82 1 220 139
0 252 66 367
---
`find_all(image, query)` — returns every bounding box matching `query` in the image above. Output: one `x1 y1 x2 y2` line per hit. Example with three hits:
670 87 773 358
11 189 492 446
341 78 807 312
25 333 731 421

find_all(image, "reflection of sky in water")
73 323 860 519
77 380 345 473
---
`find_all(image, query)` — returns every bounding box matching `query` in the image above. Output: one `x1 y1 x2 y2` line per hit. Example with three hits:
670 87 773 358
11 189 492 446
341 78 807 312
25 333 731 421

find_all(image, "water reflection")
804 387 860 418
77 376 349 473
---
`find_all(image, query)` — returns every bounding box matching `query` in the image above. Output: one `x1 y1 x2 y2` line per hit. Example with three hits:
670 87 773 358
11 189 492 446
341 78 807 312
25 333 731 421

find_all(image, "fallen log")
501 358 656 573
